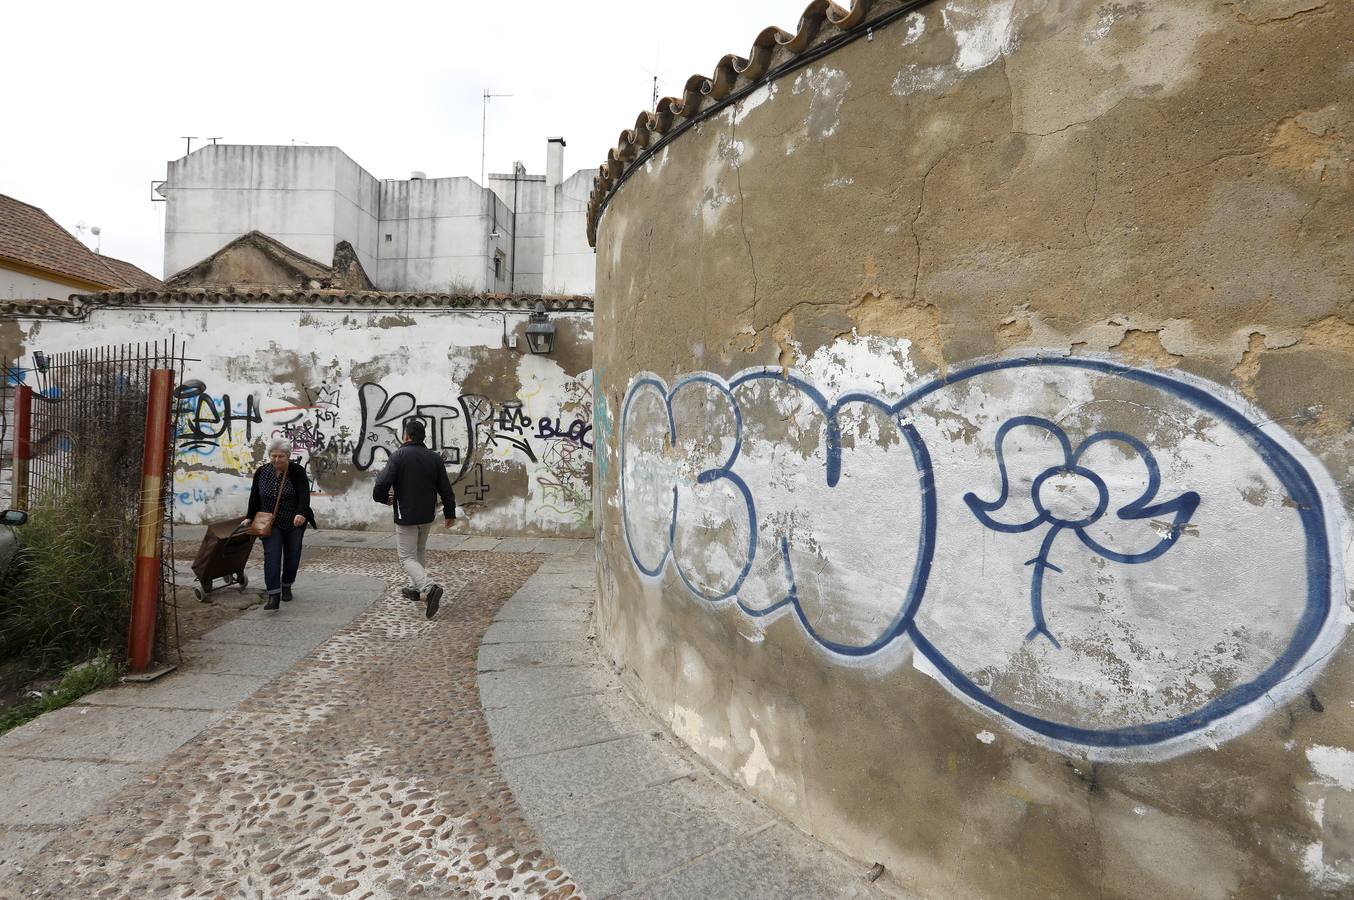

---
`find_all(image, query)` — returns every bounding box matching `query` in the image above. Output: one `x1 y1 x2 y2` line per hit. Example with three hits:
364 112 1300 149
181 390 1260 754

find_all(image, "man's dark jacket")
246 461 317 529
372 441 458 526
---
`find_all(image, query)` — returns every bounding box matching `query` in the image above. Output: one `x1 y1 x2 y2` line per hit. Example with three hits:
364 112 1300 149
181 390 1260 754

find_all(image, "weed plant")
0 653 119 735
0 476 137 672
0 378 145 673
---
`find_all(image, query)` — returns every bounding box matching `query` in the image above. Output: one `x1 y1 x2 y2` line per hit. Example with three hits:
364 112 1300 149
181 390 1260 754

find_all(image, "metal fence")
7 339 188 664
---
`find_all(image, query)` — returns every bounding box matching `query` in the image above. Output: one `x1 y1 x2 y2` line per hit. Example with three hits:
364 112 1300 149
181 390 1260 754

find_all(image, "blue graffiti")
964 416 1200 648
619 357 1339 750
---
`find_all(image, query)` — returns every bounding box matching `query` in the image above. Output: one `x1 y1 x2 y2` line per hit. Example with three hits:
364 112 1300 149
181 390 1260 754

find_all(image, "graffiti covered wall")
5 296 593 535
592 1 1354 896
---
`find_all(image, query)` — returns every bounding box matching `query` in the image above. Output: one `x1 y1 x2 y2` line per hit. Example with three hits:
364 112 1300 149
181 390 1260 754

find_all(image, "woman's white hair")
267 438 293 455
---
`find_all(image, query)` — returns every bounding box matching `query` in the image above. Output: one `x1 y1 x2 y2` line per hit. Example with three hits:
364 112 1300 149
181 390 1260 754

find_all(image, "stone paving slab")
0 758 148 826
495 537 542 553
483 618 591 644
532 538 583 555
478 663 617 709
509 578 595 600
620 822 883 899
197 616 344 648
478 639 601 670
78 673 269 710
0 704 224 762
498 733 695 815
459 535 504 551
536 774 774 898
176 638 310 677
483 689 653 761
492 598 594 622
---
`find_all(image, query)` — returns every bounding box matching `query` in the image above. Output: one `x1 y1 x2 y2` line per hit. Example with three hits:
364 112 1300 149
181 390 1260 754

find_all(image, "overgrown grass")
0 654 120 736
0 473 138 673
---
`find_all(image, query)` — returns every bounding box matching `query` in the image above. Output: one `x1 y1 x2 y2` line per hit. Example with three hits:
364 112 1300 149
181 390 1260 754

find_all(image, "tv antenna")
75 221 102 254
180 136 198 156
481 89 512 186
642 43 668 110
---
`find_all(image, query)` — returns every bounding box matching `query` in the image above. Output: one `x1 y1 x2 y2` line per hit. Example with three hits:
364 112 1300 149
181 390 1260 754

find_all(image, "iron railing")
8 339 189 663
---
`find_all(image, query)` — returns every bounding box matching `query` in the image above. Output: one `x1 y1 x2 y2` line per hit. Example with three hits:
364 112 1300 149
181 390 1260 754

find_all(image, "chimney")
546 137 566 187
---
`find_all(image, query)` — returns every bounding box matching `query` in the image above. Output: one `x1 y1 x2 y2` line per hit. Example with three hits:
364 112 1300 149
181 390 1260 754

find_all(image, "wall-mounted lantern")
525 302 556 355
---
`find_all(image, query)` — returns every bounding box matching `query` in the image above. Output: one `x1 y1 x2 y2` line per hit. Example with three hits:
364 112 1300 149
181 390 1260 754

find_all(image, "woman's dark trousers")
261 525 305 596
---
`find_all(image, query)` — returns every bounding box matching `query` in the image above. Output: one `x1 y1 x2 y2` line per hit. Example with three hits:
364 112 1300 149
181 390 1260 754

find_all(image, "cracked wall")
6 306 594 536
592 0 1354 896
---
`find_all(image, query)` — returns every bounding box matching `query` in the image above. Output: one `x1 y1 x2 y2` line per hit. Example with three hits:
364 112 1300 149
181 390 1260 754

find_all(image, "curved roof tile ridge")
0 291 592 321
587 0 925 247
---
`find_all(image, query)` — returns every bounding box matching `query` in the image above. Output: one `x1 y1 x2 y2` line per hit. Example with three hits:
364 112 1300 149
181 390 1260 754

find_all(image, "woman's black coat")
247 461 318 529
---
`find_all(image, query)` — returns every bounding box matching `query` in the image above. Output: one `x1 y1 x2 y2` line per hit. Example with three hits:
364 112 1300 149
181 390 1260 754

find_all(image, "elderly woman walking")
243 438 317 610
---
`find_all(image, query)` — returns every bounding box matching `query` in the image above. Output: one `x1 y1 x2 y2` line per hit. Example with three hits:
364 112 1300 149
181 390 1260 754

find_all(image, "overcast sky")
2 0 800 278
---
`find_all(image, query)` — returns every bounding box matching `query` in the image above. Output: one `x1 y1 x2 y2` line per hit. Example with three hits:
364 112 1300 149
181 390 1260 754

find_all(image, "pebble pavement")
3 547 582 899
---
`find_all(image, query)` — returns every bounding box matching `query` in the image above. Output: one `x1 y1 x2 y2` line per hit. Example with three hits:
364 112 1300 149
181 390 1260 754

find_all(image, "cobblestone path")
6 548 581 900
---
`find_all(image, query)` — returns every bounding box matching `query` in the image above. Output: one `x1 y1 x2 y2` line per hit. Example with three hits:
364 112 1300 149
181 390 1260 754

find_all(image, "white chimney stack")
546 137 566 188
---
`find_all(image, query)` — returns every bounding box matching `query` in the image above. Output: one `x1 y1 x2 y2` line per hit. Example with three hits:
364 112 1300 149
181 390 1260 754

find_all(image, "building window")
494 250 505 281
385 233 392 243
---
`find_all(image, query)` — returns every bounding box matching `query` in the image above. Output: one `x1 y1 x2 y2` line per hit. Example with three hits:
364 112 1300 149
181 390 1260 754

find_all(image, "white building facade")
160 139 594 295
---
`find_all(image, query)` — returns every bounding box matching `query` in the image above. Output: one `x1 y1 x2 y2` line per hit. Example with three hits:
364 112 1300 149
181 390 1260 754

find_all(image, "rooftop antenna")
481 89 512 186
642 42 668 110
207 137 222 145
180 136 198 156
75 221 102 254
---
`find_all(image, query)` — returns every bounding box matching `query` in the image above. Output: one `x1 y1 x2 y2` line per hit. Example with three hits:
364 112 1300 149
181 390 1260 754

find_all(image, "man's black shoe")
401 587 420 601
264 594 281 611
281 587 293 602
425 584 443 620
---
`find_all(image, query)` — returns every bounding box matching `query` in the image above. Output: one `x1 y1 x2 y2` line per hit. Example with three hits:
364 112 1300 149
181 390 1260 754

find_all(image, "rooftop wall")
592 0 1354 895
163 145 596 294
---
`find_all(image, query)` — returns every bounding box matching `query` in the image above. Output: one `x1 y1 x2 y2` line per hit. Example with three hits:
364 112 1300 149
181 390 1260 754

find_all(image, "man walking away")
372 419 457 619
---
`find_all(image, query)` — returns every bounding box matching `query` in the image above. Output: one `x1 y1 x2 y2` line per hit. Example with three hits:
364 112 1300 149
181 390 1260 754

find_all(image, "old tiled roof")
0 193 119 287
586 0 925 246
0 290 593 321
93 255 165 290
164 230 333 288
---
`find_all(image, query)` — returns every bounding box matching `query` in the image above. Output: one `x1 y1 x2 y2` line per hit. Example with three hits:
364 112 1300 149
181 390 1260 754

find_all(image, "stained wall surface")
6 302 594 535
592 1 1354 896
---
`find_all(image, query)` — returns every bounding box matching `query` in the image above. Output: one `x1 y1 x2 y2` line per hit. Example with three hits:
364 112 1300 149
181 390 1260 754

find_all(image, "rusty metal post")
128 369 173 672
12 385 32 510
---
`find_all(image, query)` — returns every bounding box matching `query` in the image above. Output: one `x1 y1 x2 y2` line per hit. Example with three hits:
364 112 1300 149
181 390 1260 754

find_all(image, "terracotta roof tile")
0 193 117 287
586 0 919 246
0 290 592 321
93 255 164 290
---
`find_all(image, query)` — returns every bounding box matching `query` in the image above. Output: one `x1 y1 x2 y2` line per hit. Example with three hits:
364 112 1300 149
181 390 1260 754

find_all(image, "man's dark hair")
403 419 427 443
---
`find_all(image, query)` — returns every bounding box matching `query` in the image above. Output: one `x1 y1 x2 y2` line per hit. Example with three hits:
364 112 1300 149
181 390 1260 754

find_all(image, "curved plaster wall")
591 1 1354 896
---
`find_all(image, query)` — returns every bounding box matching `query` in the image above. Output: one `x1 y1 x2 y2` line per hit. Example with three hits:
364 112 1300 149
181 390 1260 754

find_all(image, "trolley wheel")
192 584 206 603
237 572 249 589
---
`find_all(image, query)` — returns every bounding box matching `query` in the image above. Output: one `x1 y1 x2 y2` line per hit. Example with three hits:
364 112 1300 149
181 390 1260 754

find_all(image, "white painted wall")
544 169 596 296
12 304 595 535
163 145 382 279
163 142 596 294
0 264 84 301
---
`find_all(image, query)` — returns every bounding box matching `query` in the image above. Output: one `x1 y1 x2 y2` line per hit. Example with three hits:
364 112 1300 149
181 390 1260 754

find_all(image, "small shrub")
0 654 121 736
